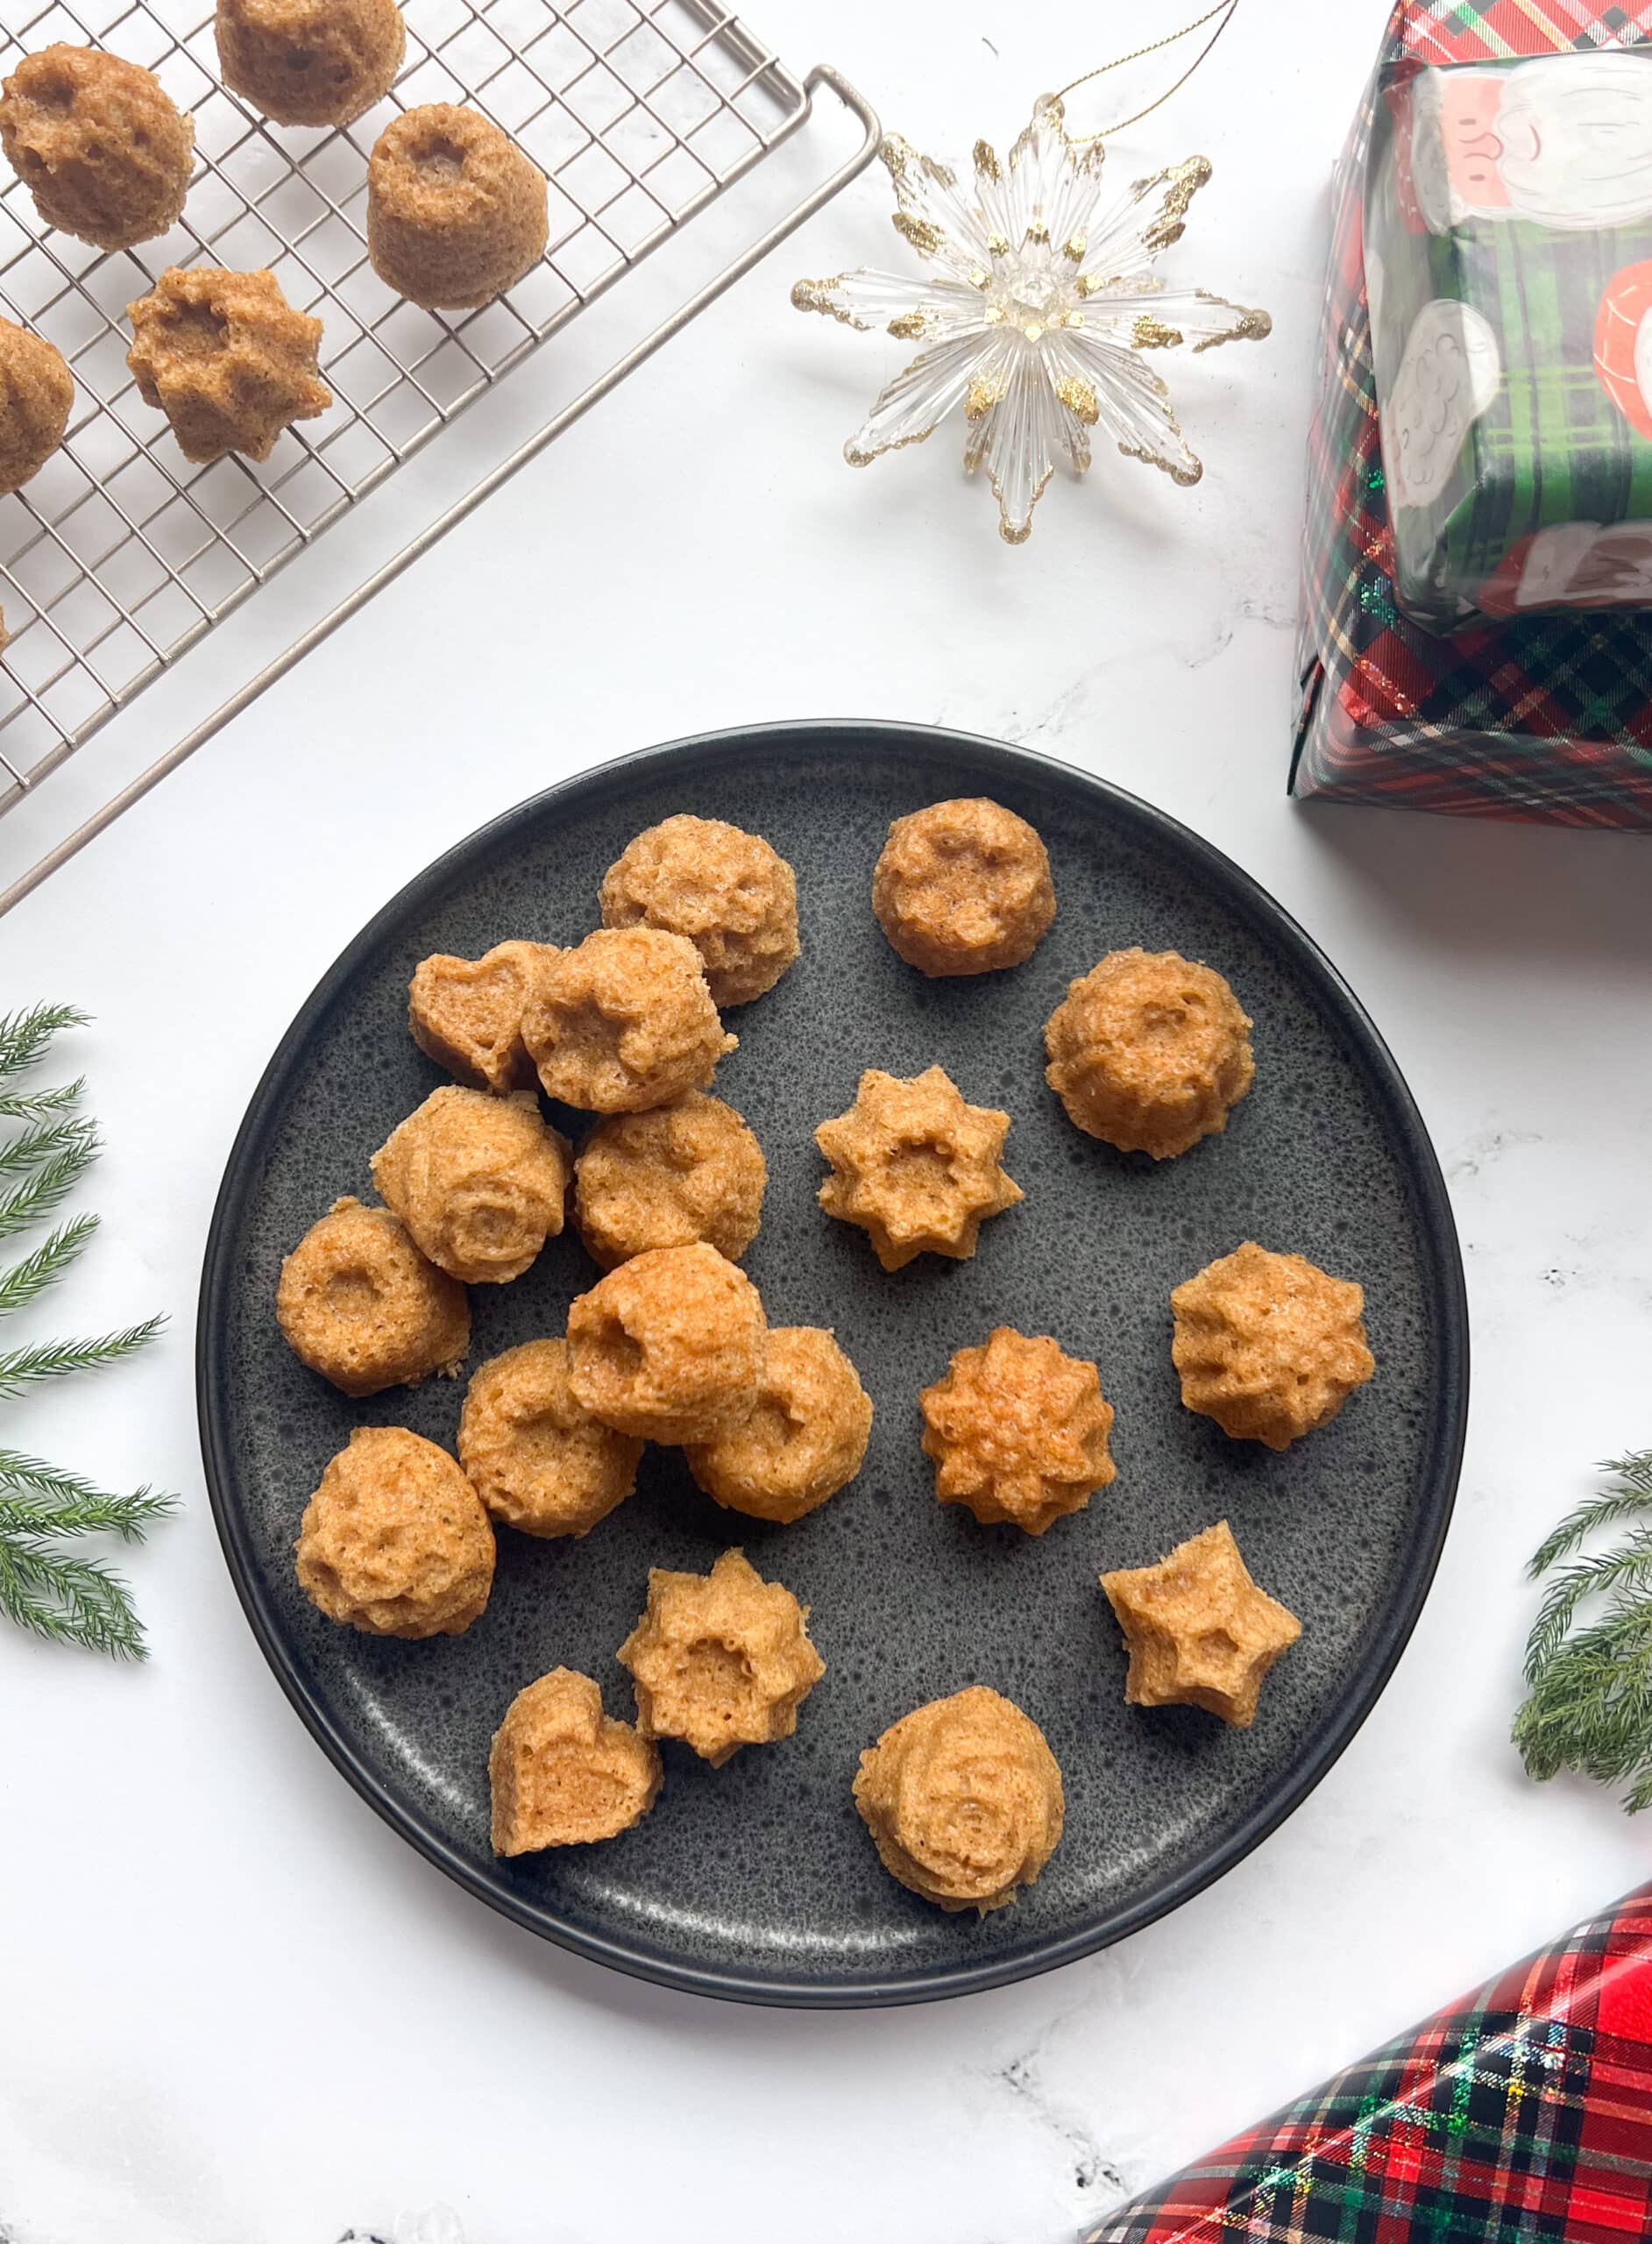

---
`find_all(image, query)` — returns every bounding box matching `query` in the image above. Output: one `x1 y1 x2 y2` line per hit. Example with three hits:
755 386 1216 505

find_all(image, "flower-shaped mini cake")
458 1339 642 1539
618 1547 825 1766
0 317 73 497
853 1686 1064 1914
276 1197 468 1396
294 1425 494 1638
872 798 1055 976
126 266 330 465
522 927 735 1114
489 1667 661 1854
1171 1240 1375 1450
408 940 561 1096
600 814 800 1007
815 1065 1022 1271
216 0 405 128
370 1084 570 1285
573 1093 765 1270
0 46 194 252
1044 948 1255 1159
919 1326 1115 1536
367 103 548 309
1100 1519 1301 1729
566 1241 764 1444
685 1326 873 1523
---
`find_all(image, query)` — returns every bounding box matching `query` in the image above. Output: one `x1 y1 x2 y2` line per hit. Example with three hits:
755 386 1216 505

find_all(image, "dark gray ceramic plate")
199 722 1466 2008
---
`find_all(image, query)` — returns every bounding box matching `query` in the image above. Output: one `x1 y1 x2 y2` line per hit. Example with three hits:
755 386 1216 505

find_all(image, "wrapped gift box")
1291 0 1652 823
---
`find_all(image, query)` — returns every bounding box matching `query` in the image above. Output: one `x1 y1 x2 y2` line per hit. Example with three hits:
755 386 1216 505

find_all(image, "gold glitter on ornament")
791 96 1270 543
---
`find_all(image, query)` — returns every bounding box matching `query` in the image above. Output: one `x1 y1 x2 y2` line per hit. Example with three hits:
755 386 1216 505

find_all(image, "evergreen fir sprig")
1514 1452 1652 1814
0 1007 170 1660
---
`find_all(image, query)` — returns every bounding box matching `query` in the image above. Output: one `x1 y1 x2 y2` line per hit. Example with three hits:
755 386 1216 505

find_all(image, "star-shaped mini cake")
1100 1520 1301 1729
814 1065 1022 1271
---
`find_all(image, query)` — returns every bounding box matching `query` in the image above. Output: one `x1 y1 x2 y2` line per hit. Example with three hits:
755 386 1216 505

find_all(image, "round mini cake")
573 1093 765 1270
0 46 194 252
216 0 405 128
370 1084 570 1285
275 1196 468 1396
599 814 800 1006
684 1325 872 1523
872 797 1055 976
522 927 735 1114
1171 1240 1375 1450
1044 947 1255 1160
618 1548 825 1766
125 266 330 465
566 1240 764 1444
458 1339 642 1539
489 1669 661 1854
294 1425 494 1638
853 1687 1065 1914
0 317 73 497
367 103 548 310
918 1326 1116 1536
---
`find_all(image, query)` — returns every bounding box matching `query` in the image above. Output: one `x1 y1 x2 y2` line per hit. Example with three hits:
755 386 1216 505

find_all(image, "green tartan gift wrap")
1291 0 1652 825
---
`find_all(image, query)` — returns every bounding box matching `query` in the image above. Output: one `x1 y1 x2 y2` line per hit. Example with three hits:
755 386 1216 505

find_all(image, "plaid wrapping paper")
1082 1882 1652 2244
1290 0 1652 822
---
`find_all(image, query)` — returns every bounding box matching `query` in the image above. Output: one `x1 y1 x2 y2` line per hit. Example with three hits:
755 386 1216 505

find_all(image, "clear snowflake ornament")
792 95 1271 543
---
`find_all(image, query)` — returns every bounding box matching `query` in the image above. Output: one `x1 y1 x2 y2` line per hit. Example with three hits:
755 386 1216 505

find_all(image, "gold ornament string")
1056 0 1241 143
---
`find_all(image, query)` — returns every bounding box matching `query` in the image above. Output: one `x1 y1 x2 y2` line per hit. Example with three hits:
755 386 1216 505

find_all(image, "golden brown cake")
489 1667 662 1853
215 0 405 128
919 1326 1115 1536
125 266 330 465
599 814 800 1007
0 46 193 252
573 1093 765 1270
408 939 560 1096
566 1240 764 1444
1100 1519 1301 1728
521 927 735 1114
815 1065 1022 1271
294 1424 494 1638
852 1686 1064 1914
684 1326 872 1523
0 317 73 497
370 1084 570 1286
367 103 548 310
458 1338 642 1539
618 1547 824 1766
872 798 1055 976
1171 1240 1375 1450
275 1196 468 1395
1044 947 1254 1160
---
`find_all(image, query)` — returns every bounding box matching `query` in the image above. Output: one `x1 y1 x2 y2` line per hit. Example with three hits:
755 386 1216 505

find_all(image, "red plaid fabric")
1082 1885 1652 2244
1291 1 1652 823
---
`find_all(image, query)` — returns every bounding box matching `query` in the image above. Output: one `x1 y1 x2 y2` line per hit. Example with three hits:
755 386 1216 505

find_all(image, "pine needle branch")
0 1004 89 1082
0 1452 175 1541
0 1076 84 1123
0 1130 100 1243
0 1113 96 1181
0 1213 99 1317
1514 1451 1652 1812
0 1534 152 1659
0 1315 167 1399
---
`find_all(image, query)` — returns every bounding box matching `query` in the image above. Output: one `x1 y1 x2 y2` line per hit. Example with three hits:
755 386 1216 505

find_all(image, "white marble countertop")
4 4 1651 2240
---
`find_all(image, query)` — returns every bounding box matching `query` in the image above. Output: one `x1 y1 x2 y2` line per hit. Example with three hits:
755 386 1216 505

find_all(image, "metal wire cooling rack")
0 0 877 913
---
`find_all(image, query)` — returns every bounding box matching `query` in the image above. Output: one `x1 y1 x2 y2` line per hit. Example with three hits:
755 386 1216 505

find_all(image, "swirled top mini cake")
0 46 193 251
371 1085 570 1285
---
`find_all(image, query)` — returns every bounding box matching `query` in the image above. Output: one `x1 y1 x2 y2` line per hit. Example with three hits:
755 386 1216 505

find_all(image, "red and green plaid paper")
1291 0 1652 823
1083 1882 1652 2244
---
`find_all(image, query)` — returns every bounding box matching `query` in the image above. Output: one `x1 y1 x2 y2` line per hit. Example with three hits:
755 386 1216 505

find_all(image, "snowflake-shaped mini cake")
793 96 1271 542
1101 1519 1301 1729
815 1065 1022 1271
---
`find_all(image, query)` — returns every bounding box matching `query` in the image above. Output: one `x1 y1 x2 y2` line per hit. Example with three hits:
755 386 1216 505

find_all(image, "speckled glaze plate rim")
197 720 1469 2010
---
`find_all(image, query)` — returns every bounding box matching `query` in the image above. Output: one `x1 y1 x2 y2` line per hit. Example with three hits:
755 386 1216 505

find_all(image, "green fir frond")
0 1534 151 1659
0 1214 99 1317
0 1452 175 1541
0 1113 98 1181
0 1313 166 1399
1515 1451 1652 1812
0 1076 84 1123
0 1003 88 1081
0 1130 99 1242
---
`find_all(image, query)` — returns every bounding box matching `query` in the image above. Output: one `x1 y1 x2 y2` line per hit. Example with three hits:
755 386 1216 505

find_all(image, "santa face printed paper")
1369 52 1652 629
